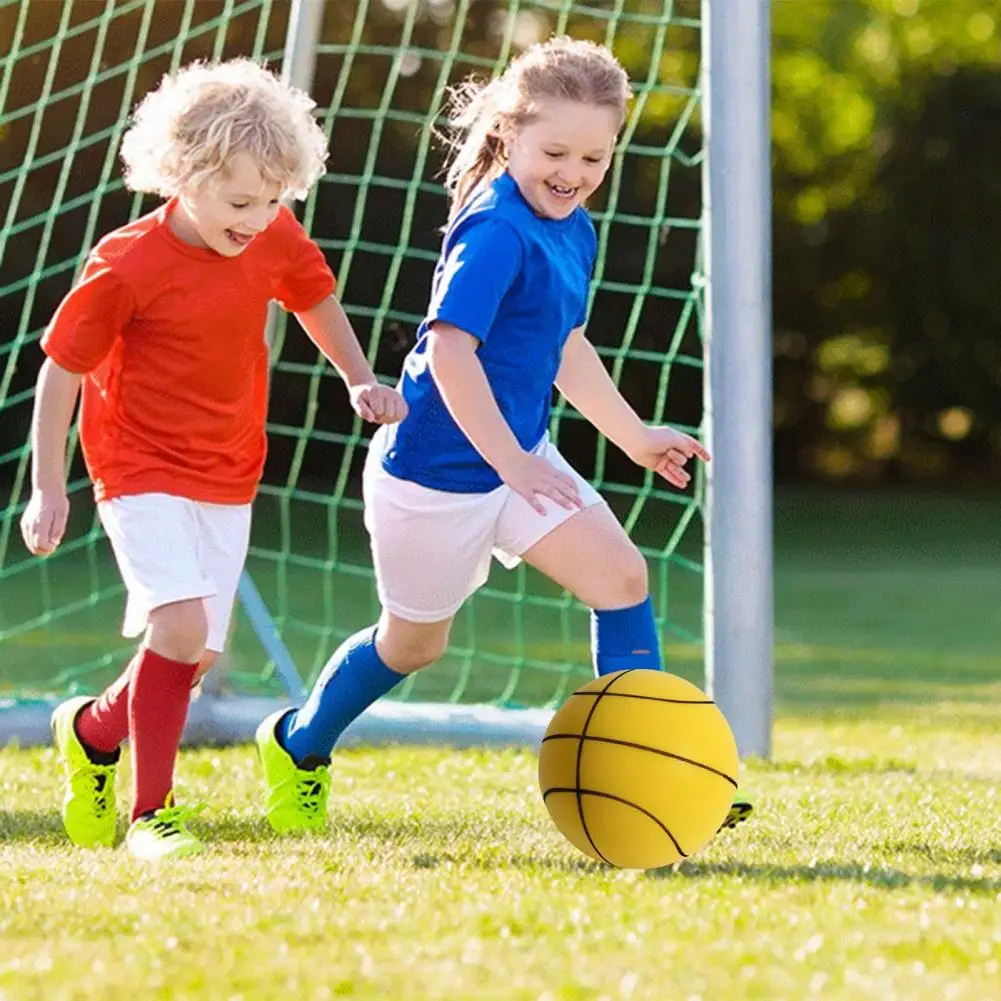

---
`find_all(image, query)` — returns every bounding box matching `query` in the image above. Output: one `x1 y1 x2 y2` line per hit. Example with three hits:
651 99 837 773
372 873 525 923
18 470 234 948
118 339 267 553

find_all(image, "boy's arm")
21 359 83 555
555 327 710 488
294 295 406 424
427 322 582 514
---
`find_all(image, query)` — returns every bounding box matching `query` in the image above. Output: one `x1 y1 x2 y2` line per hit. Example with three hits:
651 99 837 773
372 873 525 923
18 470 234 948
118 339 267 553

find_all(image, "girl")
255 36 748 834
20 58 407 860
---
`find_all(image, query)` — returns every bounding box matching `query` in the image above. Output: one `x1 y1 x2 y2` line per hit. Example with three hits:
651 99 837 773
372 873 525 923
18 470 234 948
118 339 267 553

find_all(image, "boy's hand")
21 488 70 556
627 426 711 490
349 383 408 425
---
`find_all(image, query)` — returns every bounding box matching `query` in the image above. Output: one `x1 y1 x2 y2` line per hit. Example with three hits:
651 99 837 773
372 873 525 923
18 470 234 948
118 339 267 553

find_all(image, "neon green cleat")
256 710 331 834
50 696 119 848
720 790 754 831
126 798 206 861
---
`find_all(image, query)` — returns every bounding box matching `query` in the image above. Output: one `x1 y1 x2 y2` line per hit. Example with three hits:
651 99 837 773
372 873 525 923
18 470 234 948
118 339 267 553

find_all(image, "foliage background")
3 0 1001 487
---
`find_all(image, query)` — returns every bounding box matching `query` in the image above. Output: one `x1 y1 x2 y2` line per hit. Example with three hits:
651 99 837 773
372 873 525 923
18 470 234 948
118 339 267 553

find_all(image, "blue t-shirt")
378 172 597 493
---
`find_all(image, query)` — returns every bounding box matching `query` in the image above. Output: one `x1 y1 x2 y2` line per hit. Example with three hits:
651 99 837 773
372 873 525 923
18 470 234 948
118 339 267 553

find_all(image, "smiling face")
503 99 619 220
169 150 283 257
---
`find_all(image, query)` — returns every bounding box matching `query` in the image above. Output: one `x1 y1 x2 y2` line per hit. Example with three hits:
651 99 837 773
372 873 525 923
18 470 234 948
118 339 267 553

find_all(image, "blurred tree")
770 0 1001 483
5 0 1001 486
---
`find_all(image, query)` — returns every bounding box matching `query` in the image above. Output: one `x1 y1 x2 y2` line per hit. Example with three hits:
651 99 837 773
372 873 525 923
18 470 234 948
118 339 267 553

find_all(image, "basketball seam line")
574 671 625 866
569 693 715 705
543 787 688 860
541 733 739 788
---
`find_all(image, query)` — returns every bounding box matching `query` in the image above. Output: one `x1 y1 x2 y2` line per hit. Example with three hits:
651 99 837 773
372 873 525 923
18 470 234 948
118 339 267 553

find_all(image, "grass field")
2 492 1001 1000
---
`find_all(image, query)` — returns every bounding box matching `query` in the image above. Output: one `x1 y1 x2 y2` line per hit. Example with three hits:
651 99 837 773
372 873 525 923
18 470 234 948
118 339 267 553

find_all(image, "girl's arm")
555 327 647 457
295 295 407 424
556 327 710 488
427 322 582 513
21 359 82 555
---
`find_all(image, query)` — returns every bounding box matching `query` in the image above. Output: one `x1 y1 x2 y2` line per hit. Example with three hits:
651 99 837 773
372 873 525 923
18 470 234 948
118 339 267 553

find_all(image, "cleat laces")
293 768 331 820
147 803 206 838
91 771 112 816
72 763 116 818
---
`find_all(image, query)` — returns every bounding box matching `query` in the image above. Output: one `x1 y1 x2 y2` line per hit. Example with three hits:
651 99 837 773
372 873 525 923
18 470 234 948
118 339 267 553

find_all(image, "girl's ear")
486 130 508 163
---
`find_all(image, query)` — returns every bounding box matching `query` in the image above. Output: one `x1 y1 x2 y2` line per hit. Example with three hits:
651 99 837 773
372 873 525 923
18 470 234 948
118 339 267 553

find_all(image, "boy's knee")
147 599 209 662
192 651 217 684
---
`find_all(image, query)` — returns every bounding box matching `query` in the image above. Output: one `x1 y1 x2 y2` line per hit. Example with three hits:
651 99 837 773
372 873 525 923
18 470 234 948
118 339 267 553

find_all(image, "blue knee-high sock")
281 626 403 763
590 596 662 676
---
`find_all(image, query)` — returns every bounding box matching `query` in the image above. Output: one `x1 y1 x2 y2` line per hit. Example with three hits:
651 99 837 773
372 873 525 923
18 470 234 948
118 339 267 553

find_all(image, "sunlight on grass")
2 724 1000 1001
4 494 1001 999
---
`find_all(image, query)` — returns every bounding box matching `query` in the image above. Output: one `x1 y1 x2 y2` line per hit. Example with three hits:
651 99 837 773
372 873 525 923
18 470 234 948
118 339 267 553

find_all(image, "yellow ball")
538 669 740 870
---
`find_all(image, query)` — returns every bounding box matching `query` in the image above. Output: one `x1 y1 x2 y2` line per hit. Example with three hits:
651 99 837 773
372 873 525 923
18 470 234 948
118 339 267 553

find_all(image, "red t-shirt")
41 200 335 504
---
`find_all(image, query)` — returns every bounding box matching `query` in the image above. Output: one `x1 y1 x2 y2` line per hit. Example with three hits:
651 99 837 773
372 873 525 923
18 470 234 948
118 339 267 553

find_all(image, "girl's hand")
496 451 583 516
21 488 70 556
627 426 711 489
349 384 408 424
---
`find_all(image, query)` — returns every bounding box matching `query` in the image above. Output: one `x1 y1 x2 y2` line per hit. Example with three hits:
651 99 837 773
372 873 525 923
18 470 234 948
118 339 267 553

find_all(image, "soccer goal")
0 0 771 754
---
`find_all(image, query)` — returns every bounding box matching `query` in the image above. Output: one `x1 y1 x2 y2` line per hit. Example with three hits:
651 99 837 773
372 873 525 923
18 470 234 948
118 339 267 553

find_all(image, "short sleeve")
272 208 337 313
41 258 136 374
427 217 523 344
573 216 598 329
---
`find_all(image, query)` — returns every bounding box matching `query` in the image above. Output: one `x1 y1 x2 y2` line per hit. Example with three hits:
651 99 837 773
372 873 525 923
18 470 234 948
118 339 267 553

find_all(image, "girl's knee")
381 634 447 674
147 599 209 662
591 543 649 609
617 545 650 604
376 616 450 674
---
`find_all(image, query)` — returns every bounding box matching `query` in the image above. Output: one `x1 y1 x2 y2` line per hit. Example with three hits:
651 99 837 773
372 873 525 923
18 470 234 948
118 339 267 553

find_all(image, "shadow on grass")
196 814 280 843
0 809 70 843
8 809 996 895
411 850 601 874
661 858 1001 894
404 848 1001 893
0 810 274 847
322 816 1001 892
200 812 606 871
875 840 1001 868
400 850 1001 893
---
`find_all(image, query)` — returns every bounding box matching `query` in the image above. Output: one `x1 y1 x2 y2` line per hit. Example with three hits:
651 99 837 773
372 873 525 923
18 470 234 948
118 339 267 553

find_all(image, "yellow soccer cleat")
50 696 119 848
256 710 331 834
126 797 205 861
719 790 754 831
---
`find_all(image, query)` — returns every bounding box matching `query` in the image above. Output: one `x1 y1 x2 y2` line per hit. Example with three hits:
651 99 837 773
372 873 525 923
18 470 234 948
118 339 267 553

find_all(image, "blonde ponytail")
438 78 509 220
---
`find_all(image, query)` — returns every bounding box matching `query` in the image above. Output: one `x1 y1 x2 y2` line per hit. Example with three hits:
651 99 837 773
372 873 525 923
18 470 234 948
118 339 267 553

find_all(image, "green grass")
2 491 1001 999
1 726 1000 1001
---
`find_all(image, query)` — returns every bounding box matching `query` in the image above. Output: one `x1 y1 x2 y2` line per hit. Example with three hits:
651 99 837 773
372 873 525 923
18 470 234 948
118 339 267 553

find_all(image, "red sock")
76 659 134 754
128 647 198 821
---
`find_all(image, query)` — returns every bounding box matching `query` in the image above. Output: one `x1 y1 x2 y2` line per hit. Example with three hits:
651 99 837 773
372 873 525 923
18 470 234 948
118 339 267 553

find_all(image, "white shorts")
363 436 605 623
98 492 252 652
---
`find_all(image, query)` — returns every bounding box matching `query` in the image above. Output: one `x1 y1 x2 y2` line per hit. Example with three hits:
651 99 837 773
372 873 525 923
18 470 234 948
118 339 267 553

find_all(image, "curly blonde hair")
120 58 328 199
440 36 631 217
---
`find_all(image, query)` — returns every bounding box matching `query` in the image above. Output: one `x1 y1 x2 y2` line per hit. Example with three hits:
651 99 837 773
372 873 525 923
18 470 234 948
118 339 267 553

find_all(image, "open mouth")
225 229 254 248
546 182 578 202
